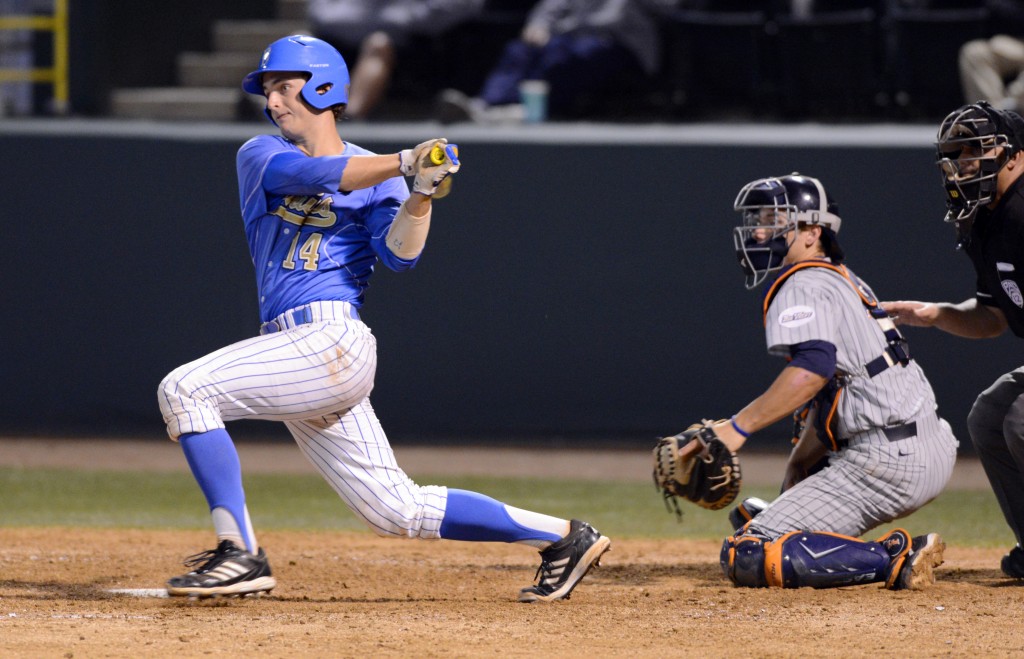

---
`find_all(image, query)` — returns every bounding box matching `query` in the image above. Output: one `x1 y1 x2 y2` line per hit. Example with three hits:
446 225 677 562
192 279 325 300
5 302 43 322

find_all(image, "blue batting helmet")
241 35 349 109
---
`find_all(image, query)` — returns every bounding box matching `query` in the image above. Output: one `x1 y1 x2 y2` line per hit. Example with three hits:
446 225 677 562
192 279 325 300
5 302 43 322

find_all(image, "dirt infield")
1 530 1022 658
1 439 1020 658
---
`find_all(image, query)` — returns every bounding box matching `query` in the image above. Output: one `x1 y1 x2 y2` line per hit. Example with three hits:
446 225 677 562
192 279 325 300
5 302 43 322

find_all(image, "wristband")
398 150 415 176
730 416 751 438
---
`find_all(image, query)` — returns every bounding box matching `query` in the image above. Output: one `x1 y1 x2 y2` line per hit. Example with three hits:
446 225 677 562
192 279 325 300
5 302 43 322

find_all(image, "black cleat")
518 520 611 603
1001 544 1024 578
167 539 276 598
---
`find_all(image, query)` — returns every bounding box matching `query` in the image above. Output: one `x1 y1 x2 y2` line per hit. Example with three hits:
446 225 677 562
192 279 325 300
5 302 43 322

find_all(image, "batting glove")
413 143 460 197
398 138 445 176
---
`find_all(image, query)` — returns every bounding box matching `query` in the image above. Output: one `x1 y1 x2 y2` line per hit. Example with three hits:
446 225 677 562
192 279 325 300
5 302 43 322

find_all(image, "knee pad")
765 531 889 588
720 533 768 587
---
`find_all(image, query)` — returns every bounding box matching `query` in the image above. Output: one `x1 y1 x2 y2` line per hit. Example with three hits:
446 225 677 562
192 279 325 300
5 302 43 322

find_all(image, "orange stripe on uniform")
764 531 799 588
762 261 876 326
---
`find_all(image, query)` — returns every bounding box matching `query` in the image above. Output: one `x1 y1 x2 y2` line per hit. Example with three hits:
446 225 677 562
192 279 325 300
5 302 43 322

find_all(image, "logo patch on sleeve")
778 305 816 328
1001 279 1024 308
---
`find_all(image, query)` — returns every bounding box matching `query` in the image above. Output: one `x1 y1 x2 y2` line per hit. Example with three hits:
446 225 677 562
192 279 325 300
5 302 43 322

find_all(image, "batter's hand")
399 138 445 176
413 143 460 197
880 301 940 327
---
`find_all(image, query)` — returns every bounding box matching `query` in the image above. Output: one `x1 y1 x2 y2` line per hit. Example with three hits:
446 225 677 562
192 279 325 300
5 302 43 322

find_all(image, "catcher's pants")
749 410 958 540
158 302 448 540
967 365 1024 546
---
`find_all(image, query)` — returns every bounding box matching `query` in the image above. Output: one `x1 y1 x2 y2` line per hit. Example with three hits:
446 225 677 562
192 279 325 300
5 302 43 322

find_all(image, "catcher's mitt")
652 420 742 518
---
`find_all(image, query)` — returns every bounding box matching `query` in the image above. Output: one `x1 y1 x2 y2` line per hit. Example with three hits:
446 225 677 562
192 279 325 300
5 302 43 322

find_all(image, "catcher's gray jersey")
751 264 958 539
764 266 935 437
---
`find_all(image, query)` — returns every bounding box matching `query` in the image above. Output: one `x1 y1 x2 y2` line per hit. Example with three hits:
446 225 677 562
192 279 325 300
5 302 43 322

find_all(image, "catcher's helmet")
935 101 1024 224
733 173 843 289
242 35 349 122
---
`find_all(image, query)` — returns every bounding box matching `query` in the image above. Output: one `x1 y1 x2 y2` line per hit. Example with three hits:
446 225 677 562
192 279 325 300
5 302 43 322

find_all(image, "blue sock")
179 430 254 552
439 489 561 543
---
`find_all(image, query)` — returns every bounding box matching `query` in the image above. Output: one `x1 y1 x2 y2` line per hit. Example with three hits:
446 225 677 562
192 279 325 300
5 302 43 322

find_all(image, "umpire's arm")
882 299 1008 338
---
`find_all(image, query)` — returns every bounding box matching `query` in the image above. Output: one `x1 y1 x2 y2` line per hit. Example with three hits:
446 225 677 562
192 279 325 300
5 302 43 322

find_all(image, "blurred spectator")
435 0 681 123
308 0 486 120
959 1 1024 110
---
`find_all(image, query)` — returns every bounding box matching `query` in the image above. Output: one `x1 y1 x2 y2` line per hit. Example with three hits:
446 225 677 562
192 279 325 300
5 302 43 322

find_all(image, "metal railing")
0 0 68 113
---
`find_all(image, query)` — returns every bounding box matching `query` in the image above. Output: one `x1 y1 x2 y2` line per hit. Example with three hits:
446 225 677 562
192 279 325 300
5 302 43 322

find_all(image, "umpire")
884 101 1024 579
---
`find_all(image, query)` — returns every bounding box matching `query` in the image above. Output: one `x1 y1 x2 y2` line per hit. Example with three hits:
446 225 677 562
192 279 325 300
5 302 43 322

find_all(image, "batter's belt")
259 301 361 335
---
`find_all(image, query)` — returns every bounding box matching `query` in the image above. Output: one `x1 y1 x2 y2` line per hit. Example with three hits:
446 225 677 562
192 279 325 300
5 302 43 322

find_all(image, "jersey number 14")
283 232 323 271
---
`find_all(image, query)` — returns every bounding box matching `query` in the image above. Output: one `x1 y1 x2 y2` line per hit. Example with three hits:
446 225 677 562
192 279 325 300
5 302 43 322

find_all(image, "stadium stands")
95 0 1002 123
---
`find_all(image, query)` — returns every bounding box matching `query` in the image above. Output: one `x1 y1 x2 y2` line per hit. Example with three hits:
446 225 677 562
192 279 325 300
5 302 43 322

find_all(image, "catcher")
653 173 959 590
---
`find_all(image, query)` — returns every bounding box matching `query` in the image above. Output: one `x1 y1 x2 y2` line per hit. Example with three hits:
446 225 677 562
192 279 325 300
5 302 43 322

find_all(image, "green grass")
0 468 1013 548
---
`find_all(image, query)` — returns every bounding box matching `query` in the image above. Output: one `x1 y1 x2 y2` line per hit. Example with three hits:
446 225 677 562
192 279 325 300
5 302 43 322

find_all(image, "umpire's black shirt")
967 174 1024 337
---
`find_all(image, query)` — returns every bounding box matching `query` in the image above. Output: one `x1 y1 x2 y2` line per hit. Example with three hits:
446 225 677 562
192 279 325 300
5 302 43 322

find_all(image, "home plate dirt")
0 438 1018 657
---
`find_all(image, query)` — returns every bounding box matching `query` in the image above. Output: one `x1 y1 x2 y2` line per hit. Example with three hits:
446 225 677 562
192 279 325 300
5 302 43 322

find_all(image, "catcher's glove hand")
652 420 742 518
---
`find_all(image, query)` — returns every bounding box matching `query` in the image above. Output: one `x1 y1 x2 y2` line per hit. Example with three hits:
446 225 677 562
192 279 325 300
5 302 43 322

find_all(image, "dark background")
44 0 1024 123
1 124 1017 448
64 0 276 116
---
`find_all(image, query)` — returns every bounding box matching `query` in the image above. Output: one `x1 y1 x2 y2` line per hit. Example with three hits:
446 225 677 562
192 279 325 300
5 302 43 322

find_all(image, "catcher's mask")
935 101 1024 227
241 34 350 125
733 173 843 290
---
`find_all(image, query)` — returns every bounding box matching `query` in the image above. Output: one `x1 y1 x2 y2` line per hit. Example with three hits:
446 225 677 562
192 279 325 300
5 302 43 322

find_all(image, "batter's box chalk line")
106 588 170 598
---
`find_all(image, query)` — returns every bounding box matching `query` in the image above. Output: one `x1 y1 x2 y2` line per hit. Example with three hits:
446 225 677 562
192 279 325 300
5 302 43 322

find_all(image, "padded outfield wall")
1 120 1015 448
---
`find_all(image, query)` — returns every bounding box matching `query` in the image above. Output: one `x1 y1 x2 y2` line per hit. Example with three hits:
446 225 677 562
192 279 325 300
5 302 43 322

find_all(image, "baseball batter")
708 173 958 589
883 101 1024 580
157 35 609 602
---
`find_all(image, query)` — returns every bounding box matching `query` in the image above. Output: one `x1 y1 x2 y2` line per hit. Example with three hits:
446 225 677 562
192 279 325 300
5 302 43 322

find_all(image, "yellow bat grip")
429 144 446 165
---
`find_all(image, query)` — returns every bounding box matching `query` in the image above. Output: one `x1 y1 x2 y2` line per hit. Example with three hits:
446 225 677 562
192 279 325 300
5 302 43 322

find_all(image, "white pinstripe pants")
158 303 447 540
750 412 959 539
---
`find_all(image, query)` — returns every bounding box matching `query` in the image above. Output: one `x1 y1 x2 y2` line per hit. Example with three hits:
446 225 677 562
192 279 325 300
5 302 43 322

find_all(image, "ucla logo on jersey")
778 305 816 328
1001 279 1024 308
272 194 338 227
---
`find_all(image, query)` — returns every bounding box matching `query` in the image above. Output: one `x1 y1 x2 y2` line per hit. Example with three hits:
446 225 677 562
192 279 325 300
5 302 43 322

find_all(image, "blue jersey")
237 134 415 322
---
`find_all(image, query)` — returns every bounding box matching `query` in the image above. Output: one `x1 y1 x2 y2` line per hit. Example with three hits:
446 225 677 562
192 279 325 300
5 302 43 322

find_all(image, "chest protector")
762 261 912 450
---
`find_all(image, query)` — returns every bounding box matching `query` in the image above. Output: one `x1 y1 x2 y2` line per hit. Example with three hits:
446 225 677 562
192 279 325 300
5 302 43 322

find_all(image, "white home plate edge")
107 588 169 598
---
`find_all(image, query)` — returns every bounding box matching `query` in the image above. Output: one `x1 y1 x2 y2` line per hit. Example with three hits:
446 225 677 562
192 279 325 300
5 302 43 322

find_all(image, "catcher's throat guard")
652 421 742 519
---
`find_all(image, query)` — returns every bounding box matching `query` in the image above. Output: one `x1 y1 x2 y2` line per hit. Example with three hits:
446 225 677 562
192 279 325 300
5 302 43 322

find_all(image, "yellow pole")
53 0 69 113
0 16 55 30
0 1 69 114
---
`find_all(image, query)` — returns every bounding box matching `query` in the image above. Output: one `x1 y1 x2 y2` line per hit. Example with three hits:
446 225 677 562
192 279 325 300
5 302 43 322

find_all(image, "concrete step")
109 87 249 121
178 51 255 88
212 19 310 53
277 0 307 21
